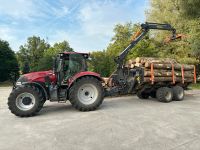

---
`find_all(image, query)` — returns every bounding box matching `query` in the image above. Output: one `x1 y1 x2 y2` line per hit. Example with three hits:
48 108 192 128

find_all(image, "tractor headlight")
15 76 28 86
16 82 22 86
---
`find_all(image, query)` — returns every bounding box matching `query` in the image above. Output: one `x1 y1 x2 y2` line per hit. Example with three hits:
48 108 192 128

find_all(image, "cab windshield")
63 53 86 81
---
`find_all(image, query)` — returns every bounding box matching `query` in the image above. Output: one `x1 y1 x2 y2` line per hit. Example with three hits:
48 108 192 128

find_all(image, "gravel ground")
0 87 200 150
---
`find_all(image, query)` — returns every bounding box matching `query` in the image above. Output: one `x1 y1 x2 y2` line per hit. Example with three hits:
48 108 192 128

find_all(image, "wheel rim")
16 92 36 111
177 90 184 99
77 84 98 105
165 91 172 101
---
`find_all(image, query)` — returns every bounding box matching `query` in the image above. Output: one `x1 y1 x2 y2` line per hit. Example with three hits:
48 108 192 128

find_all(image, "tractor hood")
17 70 56 84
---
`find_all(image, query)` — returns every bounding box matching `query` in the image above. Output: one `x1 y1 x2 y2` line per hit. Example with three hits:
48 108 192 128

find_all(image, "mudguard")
67 71 103 87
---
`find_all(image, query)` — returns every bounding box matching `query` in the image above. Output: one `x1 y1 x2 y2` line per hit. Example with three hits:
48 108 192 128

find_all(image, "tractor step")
58 99 67 103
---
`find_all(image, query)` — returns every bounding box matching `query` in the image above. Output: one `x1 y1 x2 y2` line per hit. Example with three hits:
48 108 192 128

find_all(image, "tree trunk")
144 70 194 78
144 62 194 71
135 57 177 64
143 77 194 83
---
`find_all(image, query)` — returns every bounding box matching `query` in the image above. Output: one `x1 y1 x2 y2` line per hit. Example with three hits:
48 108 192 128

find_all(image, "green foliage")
179 0 200 18
37 41 73 71
189 83 200 89
4 0 200 79
17 36 50 72
90 23 158 76
89 51 111 77
22 62 30 74
147 0 199 64
189 20 200 63
90 0 200 76
0 39 19 82
17 37 73 72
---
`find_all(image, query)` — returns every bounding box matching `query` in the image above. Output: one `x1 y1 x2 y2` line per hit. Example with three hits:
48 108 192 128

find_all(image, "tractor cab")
53 52 89 86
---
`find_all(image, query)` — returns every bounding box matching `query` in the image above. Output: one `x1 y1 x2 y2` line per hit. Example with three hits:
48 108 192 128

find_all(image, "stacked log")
126 57 196 83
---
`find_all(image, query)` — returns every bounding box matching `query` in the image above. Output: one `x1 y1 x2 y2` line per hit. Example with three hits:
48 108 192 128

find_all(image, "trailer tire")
8 86 44 117
156 87 173 103
136 91 149 99
172 86 184 101
69 76 104 111
150 91 156 98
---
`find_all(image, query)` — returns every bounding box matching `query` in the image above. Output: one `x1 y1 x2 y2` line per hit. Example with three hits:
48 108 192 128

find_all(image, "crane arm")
115 22 176 68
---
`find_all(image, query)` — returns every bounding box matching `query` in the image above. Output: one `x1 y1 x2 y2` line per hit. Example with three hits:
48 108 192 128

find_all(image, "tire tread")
8 86 44 117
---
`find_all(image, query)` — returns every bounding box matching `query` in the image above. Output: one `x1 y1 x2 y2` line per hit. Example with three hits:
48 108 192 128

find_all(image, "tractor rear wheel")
8 86 44 117
156 87 173 103
69 76 104 111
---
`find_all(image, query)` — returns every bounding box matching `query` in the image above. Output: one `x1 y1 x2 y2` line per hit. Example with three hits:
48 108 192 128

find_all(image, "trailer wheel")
172 86 184 101
156 87 173 103
8 86 44 117
69 76 104 111
150 91 156 98
136 91 149 99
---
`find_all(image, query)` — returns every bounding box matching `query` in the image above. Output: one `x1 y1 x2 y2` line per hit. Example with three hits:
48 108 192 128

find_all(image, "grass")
0 81 13 87
189 83 200 89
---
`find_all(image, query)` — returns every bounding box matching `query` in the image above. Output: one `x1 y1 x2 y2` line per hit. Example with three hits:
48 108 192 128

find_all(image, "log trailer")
8 22 196 117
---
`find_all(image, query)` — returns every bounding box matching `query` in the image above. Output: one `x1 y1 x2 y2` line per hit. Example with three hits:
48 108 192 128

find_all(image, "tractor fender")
23 82 49 100
68 71 103 88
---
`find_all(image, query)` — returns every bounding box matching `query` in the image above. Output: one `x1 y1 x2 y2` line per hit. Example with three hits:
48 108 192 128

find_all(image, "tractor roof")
61 52 89 55
59 52 89 59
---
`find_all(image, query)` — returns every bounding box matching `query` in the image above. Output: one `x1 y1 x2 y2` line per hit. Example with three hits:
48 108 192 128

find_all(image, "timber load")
126 57 196 84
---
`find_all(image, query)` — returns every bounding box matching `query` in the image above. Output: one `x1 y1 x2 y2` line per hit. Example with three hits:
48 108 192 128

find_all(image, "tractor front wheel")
8 86 44 117
69 77 104 111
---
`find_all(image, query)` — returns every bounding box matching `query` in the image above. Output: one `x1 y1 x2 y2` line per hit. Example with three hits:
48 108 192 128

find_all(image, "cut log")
135 57 177 64
128 59 136 64
134 63 144 67
144 63 194 71
143 77 172 82
175 77 194 82
143 77 194 83
144 70 194 78
175 71 194 78
144 70 172 77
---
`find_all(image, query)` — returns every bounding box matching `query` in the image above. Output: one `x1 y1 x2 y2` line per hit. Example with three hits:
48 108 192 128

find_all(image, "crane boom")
115 22 176 68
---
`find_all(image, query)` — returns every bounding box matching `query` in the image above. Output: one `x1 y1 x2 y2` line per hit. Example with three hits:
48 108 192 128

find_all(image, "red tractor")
8 22 189 117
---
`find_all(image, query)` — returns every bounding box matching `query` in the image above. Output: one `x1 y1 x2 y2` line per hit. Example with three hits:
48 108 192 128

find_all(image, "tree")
178 0 200 64
106 23 157 74
89 51 111 77
190 20 200 63
89 23 157 76
146 0 198 64
17 36 50 72
22 62 30 74
179 0 200 18
37 41 73 70
0 39 19 82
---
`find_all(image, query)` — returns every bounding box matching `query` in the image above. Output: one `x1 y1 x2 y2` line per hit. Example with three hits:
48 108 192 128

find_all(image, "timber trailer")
8 22 196 117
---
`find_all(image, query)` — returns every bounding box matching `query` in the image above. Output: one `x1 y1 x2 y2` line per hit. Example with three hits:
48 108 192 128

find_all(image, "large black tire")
172 86 184 101
69 77 104 111
150 90 156 98
8 86 44 117
136 90 149 99
33 86 46 106
156 87 173 103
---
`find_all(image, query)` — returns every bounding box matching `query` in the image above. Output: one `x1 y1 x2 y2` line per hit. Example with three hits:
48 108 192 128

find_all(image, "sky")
0 0 149 52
